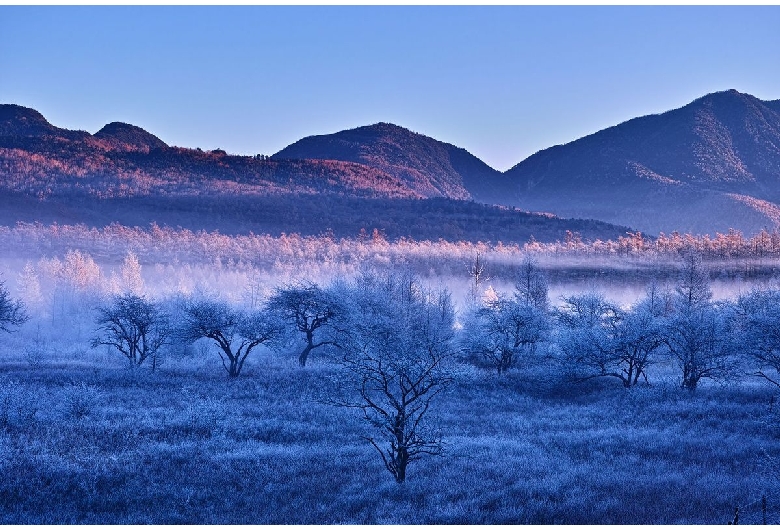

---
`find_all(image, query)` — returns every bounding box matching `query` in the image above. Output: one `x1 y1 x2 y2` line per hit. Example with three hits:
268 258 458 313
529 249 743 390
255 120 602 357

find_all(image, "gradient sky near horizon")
2 5 779 171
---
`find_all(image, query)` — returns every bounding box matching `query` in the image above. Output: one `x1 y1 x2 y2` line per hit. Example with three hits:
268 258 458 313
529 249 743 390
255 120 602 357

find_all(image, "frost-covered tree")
120 251 144 295
92 294 170 369
735 288 780 387
0 280 29 333
557 290 665 387
556 292 622 383
16 263 43 312
41 250 104 325
466 252 490 306
664 252 736 391
515 256 549 310
608 288 668 387
463 295 548 375
332 271 455 483
675 250 712 310
664 302 736 391
179 299 280 377
267 281 341 367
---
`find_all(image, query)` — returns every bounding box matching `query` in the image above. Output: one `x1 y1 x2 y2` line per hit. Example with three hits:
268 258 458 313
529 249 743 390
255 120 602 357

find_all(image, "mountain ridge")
502 89 780 235
0 103 629 244
3 89 780 237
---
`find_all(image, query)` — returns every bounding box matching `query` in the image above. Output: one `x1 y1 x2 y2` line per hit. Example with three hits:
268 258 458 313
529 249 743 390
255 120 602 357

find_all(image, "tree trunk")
299 343 314 367
682 374 698 391
228 359 241 377
395 448 408 483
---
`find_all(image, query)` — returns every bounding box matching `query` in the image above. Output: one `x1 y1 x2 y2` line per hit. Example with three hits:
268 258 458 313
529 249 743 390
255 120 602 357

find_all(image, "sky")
1 6 779 171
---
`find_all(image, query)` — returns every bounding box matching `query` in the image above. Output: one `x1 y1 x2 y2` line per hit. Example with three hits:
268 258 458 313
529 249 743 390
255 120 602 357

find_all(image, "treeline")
0 219 624 271
545 228 780 260
0 138 417 200
0 191 629 247
4 222 780 285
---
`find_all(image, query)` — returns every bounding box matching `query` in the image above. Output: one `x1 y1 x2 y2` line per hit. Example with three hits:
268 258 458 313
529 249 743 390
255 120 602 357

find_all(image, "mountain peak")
272 121 506 202
361 122 413 133
0 104 56 137
503 89 780 236
687 88 768 110
95 121 168 150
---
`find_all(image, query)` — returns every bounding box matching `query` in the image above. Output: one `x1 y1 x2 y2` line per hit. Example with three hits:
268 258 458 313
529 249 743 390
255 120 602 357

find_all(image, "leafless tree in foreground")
332 271 455 483
179 299 280 377
92 294 170 369
267 282 341 366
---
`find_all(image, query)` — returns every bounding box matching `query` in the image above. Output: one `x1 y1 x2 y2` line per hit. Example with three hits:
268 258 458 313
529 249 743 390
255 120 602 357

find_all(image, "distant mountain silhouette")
0 104 88 140
503 89 780 235
0 104 627 244
0 104 419 200
95 122 168 151
272 122 508 203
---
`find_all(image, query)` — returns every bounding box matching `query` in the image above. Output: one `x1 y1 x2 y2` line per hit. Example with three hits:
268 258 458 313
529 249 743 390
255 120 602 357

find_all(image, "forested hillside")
0 104 629 244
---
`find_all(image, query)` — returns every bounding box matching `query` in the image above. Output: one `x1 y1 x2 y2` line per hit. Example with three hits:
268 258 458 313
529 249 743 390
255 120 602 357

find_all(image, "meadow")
2 223 780 524
1 350 778 524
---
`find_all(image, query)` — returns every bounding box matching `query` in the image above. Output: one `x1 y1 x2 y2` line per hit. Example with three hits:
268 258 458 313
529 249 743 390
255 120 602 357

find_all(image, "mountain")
0 104 629 244
503 90 780 235
272 122 509 203
94 122 168 151
0 104 89 140
0 104 419 200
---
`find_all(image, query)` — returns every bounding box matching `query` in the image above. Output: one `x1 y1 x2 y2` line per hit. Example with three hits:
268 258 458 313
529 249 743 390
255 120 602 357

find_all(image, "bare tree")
664 252 736 391
332 271 455 483
515 256 549 310
463 296 548 375
179 299 280 377
734 288 780 387
0 280 29 333
92 294 170 369
675 250 712 310
556 292 622 382
267 282 341 367
467 252 490 306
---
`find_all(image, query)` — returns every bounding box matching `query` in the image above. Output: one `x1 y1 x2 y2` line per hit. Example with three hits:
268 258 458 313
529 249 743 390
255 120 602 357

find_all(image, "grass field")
1 339 778 524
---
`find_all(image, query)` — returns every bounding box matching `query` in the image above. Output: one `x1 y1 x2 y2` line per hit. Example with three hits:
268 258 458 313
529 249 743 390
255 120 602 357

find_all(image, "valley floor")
1 347 778 524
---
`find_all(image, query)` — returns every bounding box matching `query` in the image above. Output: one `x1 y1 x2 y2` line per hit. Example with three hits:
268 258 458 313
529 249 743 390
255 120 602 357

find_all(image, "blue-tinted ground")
0 349 777 524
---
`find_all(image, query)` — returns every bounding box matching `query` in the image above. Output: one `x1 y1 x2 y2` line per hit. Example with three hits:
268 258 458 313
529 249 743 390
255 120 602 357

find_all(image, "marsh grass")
0 342 779 524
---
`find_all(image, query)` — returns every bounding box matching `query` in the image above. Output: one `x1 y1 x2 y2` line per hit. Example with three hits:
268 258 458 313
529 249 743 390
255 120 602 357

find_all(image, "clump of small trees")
733 288 780 389
551 251 739 390
462 258 549 375
555 287 667 388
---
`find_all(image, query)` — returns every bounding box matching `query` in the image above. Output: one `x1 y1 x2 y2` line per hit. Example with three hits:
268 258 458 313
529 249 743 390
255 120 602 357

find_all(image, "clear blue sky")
1 6 779 171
